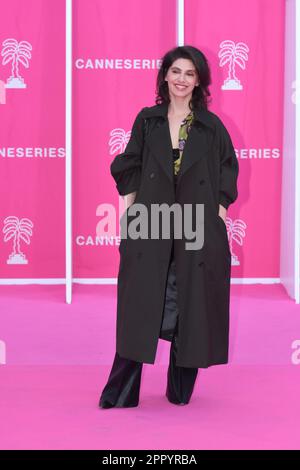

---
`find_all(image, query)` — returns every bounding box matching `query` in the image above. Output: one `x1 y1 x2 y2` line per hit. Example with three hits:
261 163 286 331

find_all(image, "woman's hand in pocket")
218 204 227 223
123 192 137 210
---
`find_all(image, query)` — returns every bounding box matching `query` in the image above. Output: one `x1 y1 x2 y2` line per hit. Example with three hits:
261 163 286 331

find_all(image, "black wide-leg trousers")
99 243 198 408
99 323 198 408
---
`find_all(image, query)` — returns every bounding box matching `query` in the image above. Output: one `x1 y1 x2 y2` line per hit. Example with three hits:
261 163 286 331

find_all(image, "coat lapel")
142 102 215 187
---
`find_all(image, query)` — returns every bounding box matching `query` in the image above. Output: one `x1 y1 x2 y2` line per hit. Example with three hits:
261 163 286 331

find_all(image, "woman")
99 45 239 408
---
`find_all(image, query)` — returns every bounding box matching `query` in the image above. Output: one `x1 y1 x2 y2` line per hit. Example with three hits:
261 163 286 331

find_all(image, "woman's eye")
171 70 195 78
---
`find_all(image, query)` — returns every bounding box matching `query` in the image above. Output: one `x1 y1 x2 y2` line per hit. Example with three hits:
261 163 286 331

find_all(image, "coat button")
150 172 155 179
198 261 204 267
199 179 205 185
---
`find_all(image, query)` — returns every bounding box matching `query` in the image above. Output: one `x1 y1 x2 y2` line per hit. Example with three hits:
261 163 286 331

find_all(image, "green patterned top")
173 110 194 178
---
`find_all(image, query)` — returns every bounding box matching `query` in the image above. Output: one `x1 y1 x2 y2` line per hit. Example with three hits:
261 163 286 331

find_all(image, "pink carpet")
0 284 300 449
0 364 299 450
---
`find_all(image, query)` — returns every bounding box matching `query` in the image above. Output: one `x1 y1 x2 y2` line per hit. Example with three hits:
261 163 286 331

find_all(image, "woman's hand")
124 192 137 210
218 204 227 223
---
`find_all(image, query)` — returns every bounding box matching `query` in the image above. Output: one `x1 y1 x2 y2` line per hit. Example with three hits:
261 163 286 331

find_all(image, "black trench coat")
110 101 239 368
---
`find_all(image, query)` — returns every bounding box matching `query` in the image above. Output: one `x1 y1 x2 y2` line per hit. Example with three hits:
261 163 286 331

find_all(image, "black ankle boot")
166 334 198 405
99 352 143 408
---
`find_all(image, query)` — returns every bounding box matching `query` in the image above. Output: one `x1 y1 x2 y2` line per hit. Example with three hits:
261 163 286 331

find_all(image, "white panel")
66 0 73 303
281 0 299 303
177 0 184 46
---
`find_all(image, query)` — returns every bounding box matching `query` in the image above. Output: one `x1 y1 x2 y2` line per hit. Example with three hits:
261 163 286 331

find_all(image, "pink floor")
0 364 300 450
0 284 300 449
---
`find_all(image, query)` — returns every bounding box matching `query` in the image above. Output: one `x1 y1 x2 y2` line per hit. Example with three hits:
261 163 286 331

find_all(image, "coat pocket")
216 215 231 258
217 214 227 229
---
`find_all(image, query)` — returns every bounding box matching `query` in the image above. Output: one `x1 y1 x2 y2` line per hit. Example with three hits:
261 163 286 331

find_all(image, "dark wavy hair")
155 45 212 111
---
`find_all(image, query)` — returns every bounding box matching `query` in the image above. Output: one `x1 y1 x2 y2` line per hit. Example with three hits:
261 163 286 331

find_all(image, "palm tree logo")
225 216 247 266
1 38 32 89
3 216 34 264
219 40 249 90
0 79 5 104
109 127 131 155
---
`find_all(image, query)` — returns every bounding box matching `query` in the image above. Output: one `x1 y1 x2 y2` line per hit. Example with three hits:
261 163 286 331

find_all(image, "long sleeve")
217 119 239 210
110 107 146 196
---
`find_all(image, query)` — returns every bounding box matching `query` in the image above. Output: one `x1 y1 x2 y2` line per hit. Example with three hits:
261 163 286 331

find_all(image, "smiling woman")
168 64 198 92
99 45 239 409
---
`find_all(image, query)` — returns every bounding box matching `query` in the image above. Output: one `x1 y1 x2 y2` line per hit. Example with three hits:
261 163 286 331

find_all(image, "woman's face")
165 58 199 101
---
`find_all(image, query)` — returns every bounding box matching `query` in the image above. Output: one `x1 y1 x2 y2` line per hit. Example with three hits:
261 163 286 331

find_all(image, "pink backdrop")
186 0 285 278
0 0 66 278
0 0 285 280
